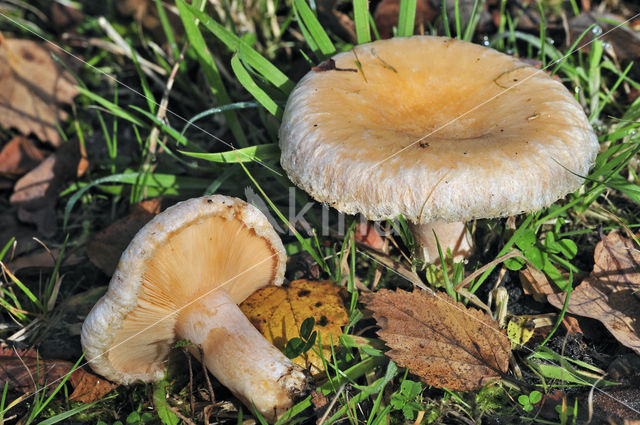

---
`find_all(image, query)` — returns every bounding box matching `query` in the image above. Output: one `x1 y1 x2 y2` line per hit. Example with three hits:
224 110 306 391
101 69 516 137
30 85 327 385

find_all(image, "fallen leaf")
561 315 583 335
506 316 534 348
569 12 640 59
355 222 385 251
0 347 117 403
9 140 79 237
316 0 357 43
116 0 183 42
519 266 558 302
51 1 84 33
0 136 46 177
117 0 161 30
239 279 349 377
374 0 437 39
548 231 640 355
6 248 84 273
0 38 78 146
362 289 510 391
88 198 165 275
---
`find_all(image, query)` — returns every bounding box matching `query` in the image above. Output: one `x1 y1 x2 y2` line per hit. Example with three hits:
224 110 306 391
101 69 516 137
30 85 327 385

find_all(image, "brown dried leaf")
0 38 78 146
0 347 117 402
519 266 557 301
354 222 385 251
9 141 79 237
362 289 510 390
88 198 165 275
374 0 437 39
569 12 640 59
0 136 46 177
116 0 183 42
7 248 83 273
548 231 640 354
117 0 161 30
316 0 357 43
51 1 84 33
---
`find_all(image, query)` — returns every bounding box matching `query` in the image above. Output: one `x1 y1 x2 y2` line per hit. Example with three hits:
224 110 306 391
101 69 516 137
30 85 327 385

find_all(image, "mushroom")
279 36 598 263
81 195 311 422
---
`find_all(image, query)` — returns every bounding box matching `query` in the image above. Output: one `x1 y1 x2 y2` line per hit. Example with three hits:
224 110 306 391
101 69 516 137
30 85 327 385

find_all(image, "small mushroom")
81 196 311 422
279 36 598 263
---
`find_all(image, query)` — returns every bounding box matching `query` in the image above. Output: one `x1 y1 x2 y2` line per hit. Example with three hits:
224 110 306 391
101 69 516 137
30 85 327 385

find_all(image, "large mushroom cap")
279 36 599 223
81 195 286 384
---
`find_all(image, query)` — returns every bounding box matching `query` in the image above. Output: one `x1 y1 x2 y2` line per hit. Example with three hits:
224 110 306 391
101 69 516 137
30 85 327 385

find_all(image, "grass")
0 0 639 424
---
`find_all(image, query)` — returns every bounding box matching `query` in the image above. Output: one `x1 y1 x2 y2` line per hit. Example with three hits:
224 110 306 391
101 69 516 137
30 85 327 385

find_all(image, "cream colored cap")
81 195 286 384
279 36 598 222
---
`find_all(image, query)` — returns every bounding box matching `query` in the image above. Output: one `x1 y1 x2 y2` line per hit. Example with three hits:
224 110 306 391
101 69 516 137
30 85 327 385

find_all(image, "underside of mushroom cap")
81 196 286 384
279 36 599 223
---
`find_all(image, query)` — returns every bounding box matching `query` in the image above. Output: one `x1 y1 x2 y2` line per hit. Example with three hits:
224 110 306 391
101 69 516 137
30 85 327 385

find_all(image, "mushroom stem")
175 290 311 422
409 221 473 264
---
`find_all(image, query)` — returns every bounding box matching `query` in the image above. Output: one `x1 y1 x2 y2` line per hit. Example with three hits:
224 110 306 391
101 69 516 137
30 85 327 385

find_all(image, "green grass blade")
31 356 85 420
237 161 329 272
44 234 68 312
180 144 280 163
64 173 210 229
0 263 44 312
441 0 451 37
204 166 236 195
154 0 180 60
231 53 283 118
454 0 462 39
129 47 156 114
180 102 258 140
462 0 484 41
353 0 371 44
36 398 107 425
176 0 248 147
397 0 417 37
292 0 336 58
0 237 14 261
180 0 295 94
76 87 147 127
369 12 381 40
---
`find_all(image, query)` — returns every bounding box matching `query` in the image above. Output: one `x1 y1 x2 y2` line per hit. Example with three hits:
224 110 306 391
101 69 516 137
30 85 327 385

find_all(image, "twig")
200 347 215 403
140 43 188 195
183 348 195 415
454 250 525 291
166 404 198 425
317 384 346 425
356 248 432 293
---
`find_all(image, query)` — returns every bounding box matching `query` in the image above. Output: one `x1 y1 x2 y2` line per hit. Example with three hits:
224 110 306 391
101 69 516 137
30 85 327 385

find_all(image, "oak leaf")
0 38 78 146
548 231 640 354
362 289 510 391
239 279 349 377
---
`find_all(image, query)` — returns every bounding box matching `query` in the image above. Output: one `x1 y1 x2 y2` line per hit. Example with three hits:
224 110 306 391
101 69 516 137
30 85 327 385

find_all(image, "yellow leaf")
239 279 349 377
507 316 535 348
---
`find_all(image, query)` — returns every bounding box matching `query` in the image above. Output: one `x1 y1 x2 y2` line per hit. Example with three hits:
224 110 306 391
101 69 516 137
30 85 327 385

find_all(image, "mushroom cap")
81 195 286 384
279 36 599 223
